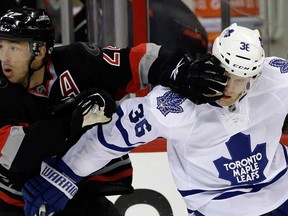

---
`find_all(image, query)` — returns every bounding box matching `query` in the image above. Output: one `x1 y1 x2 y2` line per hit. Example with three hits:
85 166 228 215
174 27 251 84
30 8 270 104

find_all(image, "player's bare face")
0 40 31 84
217 72 250 106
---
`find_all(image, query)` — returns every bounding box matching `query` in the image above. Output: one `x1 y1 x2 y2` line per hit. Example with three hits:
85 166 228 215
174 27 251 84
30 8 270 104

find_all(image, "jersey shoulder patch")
268 58 288 73
78 42 100 57
156 90 186 116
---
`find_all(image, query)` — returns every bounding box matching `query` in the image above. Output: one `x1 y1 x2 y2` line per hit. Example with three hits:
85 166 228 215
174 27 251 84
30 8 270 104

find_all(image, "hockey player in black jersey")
0 6 227 216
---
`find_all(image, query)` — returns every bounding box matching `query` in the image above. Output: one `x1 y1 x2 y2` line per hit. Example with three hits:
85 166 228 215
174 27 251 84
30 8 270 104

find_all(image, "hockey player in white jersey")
22 23 288 216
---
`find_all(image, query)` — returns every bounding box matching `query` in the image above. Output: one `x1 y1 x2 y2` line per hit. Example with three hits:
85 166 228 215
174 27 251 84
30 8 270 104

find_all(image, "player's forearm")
62 96 161 176
62 124 127 177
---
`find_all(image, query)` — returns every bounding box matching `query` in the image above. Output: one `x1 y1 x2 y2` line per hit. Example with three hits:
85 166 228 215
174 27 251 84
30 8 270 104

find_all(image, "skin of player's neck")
27 66 45 88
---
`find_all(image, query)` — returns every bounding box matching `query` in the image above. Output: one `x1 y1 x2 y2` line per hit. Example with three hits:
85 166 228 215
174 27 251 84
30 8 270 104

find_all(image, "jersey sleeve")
62 86 175 177
98 43 164 99
51 42 166 100
257 57 288 111
125 43 161 91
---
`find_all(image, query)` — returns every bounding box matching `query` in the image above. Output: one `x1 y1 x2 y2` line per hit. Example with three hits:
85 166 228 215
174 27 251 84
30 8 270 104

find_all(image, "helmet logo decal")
5 12 21 18
269 58 288 73
224 29 234 38
36 14 50 22
156 91 186 116
0 26 9 32
259 37 263 48
233 64 250 71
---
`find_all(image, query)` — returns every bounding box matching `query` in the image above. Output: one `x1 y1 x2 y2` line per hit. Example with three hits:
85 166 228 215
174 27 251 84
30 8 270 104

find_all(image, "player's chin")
216 96 235 106
5 75 23 84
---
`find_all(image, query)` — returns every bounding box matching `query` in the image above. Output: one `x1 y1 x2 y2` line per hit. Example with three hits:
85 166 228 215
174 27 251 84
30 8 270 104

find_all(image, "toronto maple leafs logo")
156 91 186 116
213 133 268 186
224 28 235 37
269 58 288 73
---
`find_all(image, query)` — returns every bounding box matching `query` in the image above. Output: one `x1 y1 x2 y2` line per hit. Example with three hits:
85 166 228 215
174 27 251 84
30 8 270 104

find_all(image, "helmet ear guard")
212 23 265 78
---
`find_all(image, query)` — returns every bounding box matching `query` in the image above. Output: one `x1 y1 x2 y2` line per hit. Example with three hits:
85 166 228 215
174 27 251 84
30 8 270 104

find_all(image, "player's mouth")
221 95 232 100
2 67 14 78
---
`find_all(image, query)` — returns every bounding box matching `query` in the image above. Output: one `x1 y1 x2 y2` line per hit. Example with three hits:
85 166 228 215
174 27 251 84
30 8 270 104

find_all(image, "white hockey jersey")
63 57 288 216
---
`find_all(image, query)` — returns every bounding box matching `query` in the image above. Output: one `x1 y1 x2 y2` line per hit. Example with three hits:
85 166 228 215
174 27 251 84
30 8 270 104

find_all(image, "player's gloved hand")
160 49 227 104
49 97 76 117
70 88 116 136
21 157 82 216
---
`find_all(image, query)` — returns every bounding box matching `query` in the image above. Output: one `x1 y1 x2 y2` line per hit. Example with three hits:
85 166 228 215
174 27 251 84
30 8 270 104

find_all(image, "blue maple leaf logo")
156 91 186 116
214 133 268 186
269 58 288 73
259 37 263 47
224 29 235 37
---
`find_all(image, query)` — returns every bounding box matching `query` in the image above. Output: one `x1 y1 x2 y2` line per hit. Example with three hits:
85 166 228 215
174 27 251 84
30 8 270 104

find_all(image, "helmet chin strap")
25 42 48 89
25 55 46 89
24 57 34 89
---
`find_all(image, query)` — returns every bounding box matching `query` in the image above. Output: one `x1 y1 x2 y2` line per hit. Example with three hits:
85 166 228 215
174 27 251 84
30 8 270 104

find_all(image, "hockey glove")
22 157 82 216
160 49 227 104
49 97 76 117
70 88 116 136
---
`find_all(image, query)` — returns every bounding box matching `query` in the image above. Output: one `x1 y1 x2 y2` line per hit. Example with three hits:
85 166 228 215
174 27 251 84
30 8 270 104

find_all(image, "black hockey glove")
49 97 76 117
160 49 227 104
70 88 116 137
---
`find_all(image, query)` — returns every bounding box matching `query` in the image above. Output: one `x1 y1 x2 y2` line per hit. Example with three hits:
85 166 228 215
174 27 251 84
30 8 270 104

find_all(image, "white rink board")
108 152 187 216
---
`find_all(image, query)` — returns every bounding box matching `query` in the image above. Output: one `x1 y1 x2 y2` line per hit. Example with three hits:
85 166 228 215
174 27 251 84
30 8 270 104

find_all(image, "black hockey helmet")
0 7 55 56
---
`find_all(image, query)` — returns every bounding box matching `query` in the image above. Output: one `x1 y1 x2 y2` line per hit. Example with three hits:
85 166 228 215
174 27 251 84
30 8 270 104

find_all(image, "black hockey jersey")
28 42 163 101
